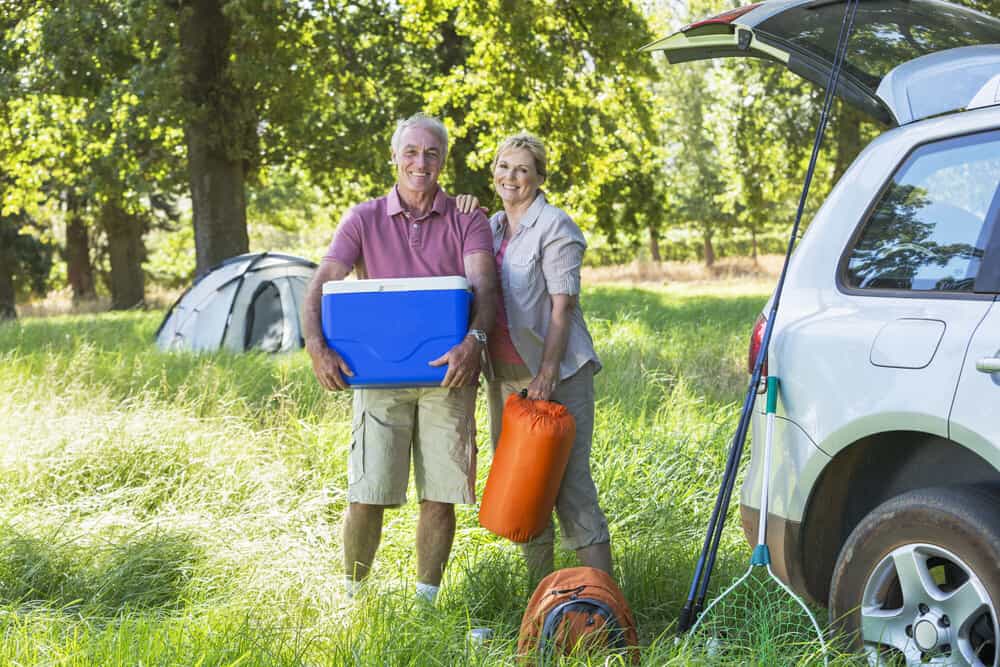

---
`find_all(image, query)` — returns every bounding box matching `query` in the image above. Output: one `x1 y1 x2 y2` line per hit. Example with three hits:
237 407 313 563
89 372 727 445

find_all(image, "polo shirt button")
412 224 418 228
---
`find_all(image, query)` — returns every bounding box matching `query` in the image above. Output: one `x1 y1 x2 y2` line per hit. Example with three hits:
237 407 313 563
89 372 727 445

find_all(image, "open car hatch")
642 0 1000 126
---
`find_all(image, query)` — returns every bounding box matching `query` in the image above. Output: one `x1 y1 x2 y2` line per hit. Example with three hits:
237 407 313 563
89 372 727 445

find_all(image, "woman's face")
493 148 543 208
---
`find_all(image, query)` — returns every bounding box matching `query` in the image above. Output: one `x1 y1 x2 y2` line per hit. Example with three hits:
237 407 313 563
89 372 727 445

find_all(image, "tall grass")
0 285 862 665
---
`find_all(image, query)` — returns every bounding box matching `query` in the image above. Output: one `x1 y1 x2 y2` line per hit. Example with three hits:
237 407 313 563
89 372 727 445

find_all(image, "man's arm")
302 259 355 391
429 251 497 387
465 250 497 335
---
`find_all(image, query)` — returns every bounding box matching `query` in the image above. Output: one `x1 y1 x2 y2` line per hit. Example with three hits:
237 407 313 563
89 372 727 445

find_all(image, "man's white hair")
391 112 449 162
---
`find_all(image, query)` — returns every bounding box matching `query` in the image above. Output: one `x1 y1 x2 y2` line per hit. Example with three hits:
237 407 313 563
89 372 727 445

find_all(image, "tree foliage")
3 0 1000 309
407 0 663 242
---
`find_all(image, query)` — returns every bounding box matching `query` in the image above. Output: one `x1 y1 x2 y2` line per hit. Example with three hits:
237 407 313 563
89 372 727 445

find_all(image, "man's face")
392 126 444 198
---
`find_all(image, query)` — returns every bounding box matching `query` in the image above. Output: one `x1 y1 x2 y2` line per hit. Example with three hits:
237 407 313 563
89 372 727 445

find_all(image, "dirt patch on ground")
18 287 180 319
17 256 782 318
582 255 783 286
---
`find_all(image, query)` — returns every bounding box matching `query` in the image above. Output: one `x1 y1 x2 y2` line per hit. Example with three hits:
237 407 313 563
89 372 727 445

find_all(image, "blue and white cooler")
321 276 472 387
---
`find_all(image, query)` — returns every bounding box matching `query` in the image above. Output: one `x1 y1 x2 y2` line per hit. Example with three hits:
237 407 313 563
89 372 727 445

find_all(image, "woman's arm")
527 216 586 400
525 293 577 400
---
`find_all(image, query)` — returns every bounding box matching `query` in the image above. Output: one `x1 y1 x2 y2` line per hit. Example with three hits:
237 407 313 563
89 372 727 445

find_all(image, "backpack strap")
537 597 626 664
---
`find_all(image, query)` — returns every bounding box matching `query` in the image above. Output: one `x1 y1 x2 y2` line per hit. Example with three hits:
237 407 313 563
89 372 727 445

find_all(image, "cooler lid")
323 276 470 294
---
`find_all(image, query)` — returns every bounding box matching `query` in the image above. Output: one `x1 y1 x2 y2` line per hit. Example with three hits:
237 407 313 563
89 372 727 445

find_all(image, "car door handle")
976 357 1000 373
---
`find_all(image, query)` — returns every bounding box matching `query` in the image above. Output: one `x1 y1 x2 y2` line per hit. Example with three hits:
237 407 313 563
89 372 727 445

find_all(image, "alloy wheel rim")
859 543 997 666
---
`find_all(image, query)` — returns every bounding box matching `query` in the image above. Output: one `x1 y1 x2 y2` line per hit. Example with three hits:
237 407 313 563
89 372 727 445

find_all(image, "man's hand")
429 336 482 387
455 194 481 215
305 338 354 391
301 259 353 391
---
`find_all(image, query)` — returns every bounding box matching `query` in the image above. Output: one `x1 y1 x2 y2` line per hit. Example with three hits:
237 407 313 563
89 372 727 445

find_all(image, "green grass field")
0 283 863 665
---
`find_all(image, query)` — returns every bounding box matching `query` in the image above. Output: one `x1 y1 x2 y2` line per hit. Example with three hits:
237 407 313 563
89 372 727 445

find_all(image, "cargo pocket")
360 410 411 493
445 411 477 503
444 390 477 476
347 413 365 485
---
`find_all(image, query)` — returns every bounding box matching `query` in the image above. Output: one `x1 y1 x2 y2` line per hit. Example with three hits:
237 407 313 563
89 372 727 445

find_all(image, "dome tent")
156 252 316 353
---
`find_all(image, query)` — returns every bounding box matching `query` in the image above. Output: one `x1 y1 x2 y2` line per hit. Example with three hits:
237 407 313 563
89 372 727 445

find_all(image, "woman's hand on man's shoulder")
456 193 481 215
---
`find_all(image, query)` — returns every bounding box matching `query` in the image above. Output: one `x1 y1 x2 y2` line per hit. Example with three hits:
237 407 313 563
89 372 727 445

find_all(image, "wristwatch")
467 328 488 345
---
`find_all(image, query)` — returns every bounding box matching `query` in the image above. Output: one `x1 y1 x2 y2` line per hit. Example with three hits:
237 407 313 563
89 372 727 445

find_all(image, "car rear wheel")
830 486 1000 666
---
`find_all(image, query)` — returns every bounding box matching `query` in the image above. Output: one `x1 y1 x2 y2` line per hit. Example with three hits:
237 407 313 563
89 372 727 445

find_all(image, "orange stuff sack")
517 566 640 664
479 391 575 542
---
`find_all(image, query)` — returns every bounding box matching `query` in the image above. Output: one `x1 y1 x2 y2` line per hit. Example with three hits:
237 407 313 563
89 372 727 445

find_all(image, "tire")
830 486 1000 666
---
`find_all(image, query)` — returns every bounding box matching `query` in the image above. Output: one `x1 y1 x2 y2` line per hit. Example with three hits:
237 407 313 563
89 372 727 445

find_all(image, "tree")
0 195 54 321
175 0 429 273
9 0 669 286
400 0 665 247
1 2 48 317
262 1 428 205
177 0 249 274
647 0 893 265
2 1 187 309
717 60 819 262
63 189 96 302
657 60 736 266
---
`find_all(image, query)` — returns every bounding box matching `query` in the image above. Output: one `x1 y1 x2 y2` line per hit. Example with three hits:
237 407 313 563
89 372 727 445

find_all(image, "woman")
459 132 612 581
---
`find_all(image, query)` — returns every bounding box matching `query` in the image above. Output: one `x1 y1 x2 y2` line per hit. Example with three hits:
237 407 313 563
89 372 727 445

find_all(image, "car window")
756 0 1000 89
844 129 1000 293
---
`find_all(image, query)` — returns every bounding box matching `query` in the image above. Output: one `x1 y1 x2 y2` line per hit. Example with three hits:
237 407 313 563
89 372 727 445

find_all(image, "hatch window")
756 0 1000 89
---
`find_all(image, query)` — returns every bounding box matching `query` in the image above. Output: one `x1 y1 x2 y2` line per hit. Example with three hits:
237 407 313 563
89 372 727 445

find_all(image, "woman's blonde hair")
491 132 547 179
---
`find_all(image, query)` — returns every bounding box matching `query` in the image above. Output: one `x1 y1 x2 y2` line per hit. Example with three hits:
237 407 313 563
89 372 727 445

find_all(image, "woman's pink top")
489 238 527 365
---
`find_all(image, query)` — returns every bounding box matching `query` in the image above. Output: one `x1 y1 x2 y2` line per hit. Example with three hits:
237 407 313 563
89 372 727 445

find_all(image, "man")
302 112 496 604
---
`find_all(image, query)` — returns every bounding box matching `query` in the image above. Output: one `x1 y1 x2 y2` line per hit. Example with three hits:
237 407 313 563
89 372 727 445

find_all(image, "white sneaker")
415 582 439 604
343 577 364 599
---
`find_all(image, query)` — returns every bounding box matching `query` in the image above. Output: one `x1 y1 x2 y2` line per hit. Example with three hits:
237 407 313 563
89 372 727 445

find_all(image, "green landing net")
688 378 829 666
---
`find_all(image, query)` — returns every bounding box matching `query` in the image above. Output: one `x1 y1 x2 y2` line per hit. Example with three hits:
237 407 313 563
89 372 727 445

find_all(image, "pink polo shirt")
323 186 492 279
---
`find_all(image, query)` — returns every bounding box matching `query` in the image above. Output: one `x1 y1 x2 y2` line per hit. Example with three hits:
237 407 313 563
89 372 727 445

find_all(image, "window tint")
757 0 1000 88
845 130 1000 293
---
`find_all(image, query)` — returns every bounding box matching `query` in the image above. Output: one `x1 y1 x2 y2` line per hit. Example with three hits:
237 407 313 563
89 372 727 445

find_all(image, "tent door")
244 281 286 352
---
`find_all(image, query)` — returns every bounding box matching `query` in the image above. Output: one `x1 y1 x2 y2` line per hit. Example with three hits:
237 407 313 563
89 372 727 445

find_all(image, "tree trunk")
65 199 96 302
750 225 758 263
435 12 484 201
648 226 662 262
703 232 716 267
101 203 146 310
0 241 16 321
180 0 249 276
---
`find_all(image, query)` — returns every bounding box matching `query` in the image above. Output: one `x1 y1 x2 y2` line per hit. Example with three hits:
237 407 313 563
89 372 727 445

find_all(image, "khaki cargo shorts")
348 385 477 506
486 360 610 551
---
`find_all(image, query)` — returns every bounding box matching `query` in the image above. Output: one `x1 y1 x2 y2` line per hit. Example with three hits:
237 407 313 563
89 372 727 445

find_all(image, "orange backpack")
517 567 640 664
479 392 575 542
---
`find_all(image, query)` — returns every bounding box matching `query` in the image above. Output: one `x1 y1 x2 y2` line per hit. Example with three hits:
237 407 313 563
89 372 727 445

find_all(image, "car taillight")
748 313 768 376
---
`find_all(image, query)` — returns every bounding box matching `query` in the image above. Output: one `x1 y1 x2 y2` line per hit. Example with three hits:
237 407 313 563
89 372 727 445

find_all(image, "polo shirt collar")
387 185 446 218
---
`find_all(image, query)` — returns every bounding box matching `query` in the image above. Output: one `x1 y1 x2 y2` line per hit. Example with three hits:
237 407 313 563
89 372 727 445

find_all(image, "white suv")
646 1 1000 664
